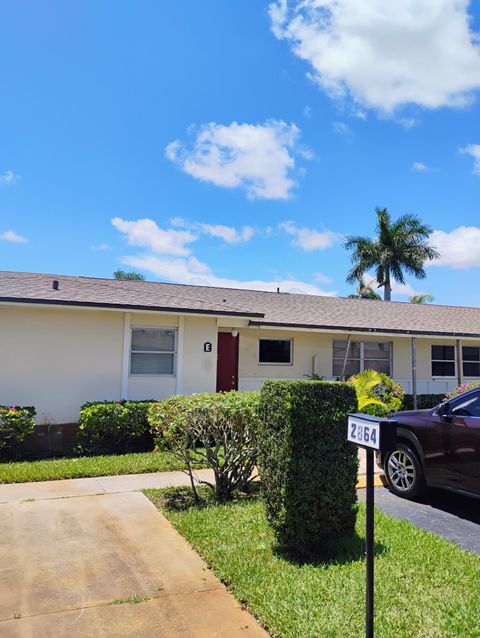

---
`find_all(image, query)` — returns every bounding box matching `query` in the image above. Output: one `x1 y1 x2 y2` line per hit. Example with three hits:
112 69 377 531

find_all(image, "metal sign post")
347 414 397 638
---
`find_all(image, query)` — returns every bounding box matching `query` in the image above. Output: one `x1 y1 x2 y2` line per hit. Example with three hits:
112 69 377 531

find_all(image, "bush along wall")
0 405 36 456
77 400 156 455
402 394 446 410
258 380 358 558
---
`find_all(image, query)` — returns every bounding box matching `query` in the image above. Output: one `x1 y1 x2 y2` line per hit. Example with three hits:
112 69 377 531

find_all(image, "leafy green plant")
77 400 155 454
257 380 358 558
445 380 480 400
348 370 404 417
0 405 36 452
149 391 260 504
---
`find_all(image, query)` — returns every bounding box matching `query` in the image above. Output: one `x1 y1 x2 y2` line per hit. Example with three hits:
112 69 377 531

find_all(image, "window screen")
259 339 292 364
130 328 176 375
431 345 455 377
333 341 391 377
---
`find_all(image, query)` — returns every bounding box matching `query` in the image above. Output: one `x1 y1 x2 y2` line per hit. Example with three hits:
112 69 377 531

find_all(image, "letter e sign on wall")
204 342 212 353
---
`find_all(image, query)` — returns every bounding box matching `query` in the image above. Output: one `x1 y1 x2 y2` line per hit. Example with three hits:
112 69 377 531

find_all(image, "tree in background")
345 207 439 301
409 293 434 304
113 270 145 281
347 276 381 300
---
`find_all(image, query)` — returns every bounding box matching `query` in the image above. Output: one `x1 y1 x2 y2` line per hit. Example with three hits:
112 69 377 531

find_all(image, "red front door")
216 332 239 392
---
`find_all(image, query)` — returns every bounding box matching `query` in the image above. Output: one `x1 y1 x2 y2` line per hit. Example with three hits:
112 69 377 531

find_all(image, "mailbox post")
347 413 397 638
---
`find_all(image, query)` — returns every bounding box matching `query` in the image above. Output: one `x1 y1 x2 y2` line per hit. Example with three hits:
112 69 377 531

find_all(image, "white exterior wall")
0 305 124 423
1 303 479 424
182 316 217 394
0 306 218 423
237 328 480 395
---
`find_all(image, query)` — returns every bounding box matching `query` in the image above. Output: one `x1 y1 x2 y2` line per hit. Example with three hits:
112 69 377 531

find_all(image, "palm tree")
409 293 434 304
348 276 381 300
345 207 439 301
113 270 145 281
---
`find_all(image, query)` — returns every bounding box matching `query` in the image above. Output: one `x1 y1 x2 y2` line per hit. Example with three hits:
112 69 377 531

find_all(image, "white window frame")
431 345 456 378
258 338 293 366
462 345 480 379
332 340 392 377
129 326 177 377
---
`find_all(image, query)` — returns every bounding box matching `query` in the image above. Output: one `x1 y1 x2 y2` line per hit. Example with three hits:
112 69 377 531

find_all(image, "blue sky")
1 1 480 305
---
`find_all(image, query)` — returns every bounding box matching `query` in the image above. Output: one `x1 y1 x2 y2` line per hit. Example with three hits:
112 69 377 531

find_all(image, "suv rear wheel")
384 442 426 500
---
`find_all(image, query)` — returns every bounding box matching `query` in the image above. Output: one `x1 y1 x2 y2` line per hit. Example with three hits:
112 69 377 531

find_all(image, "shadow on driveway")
359 486 480 555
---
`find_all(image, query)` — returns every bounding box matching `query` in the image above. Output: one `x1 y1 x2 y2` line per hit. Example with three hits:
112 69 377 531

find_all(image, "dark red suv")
378 387 480 499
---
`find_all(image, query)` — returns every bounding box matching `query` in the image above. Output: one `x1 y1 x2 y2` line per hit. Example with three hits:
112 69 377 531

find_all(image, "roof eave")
0 297 265 319
248 320 480 339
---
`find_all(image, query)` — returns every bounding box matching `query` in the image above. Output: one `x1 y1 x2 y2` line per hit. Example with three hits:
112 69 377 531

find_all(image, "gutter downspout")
456 339 463 388
412 337 417 410
341 334 352 379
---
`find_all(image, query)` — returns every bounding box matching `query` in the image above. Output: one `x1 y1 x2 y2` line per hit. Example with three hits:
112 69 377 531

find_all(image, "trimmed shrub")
257 380 358 557
445 380 480 400
402 394 445 410
0 405 36 452
77 400 155 454
349 370 404 417
149 391 260 503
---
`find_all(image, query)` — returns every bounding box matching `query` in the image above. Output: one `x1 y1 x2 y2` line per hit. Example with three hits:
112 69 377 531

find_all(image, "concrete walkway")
0 471 268 637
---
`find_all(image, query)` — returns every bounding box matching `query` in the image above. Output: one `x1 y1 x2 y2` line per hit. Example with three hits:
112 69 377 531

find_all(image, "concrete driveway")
0 478 267 637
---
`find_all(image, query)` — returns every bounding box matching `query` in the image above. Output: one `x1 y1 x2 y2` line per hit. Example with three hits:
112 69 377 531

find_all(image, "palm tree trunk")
384 281 392 301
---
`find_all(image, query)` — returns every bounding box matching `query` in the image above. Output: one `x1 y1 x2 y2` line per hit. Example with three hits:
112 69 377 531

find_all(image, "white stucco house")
1 271 480 425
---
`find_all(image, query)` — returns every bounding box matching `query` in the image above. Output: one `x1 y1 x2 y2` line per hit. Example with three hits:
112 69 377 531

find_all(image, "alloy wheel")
387 449 417 492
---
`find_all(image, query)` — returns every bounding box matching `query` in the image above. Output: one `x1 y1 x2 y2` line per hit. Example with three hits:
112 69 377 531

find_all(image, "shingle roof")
1 270 480 338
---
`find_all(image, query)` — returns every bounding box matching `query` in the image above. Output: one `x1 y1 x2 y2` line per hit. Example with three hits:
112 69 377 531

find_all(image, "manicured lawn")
0 451 184 483
147 490 480 638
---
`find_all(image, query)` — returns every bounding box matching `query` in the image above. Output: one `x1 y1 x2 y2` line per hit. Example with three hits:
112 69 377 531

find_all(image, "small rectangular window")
130 328 176 375
431 345 455 377
259 339 292 364
463 346 480 378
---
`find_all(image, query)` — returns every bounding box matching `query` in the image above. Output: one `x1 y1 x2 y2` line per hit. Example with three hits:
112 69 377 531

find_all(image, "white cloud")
166 120 305 200
460 144 480 174
1 230 27 243
429 226 480 268
112 216 336 295
0 170 20 185
269 0 480 115
412 161 428 172
91 243 111 251
313 271 333 284
112 217 197 256
280 220 342 251
122 254 335 296
332 121 352 136
199 223 254 244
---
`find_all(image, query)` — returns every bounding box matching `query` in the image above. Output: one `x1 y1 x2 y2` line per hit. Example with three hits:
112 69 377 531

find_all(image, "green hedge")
77 400 156 454
402 394 445 410
0 405 36 453
258 380 358 558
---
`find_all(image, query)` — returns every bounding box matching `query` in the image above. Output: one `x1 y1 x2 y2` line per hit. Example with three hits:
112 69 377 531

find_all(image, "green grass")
110 594 151 605
0 451 185 483
147 490 480 638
